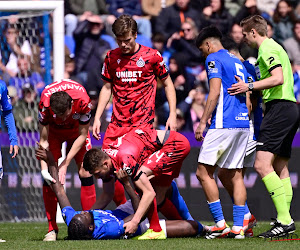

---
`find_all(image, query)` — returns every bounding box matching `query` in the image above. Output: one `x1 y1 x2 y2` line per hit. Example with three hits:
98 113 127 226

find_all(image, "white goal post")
0 1 65 82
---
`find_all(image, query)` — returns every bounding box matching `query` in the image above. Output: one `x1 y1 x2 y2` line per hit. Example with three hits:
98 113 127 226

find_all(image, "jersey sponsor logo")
103 148 118 157
235 112 249 121
247 76 254 83
7 95 11 105
136 56 145 67
117 59 121 64
116 70 143 82
208 61 215 69
123 165 132 176
72 113 80 120
43 83 86 97
159 60 169 72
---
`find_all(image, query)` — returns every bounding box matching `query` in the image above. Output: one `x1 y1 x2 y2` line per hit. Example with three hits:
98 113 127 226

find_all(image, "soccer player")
0 79 19 243
228 15 299 238
220 37 263 237
195 26 250 239
83 129 200 239
35 143 203 240
38 79 96 241
92 14 177 238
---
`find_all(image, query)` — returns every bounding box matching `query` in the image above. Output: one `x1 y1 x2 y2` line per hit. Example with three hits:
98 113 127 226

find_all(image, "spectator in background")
73 14 111 87
224 0 245 17
9 56 45 98
273 0 298 44
235 0 261 24
167 18 202 69
155 0 203 39
109 0 152 39
190 0 210 13
64 0 116 37
202 0 233 35
266 19 275 38
0 21 32 83
151 32 172 67
257 0 280 19
230 23 258 60
13 83 39 132
6 86 18 106
283 20 300 72
64 54 81 83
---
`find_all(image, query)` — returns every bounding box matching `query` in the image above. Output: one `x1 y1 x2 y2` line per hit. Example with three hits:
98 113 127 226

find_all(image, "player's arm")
115 169 140 212
228 67 284 94
123 170 156 234
161 75 177 131
92 80 112 140
58 122 89 184
195 78 221 141
35 143 71 208
91 178 115 209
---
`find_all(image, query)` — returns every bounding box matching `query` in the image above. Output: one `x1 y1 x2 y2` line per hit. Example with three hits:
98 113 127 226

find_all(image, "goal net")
0 1 64 222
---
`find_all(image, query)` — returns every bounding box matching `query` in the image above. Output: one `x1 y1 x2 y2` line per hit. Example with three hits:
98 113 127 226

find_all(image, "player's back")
206 49 249 129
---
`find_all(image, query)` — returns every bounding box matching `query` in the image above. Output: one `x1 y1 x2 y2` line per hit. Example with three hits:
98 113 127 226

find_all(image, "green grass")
0 222 300 249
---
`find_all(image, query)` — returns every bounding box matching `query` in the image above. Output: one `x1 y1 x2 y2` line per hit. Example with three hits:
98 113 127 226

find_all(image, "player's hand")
58 160 68 185
115 169 130 185
123 220 138 235
165 113 177 131
228 76 248 95
195 122 206 141
10 145 19 158
92 119 102 140
41 169 56 184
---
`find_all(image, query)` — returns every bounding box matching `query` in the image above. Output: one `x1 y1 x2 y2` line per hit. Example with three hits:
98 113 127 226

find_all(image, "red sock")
113 180 127 206
43 184 58 232
147 198 162 232
80 176 96 210
158 198 183 220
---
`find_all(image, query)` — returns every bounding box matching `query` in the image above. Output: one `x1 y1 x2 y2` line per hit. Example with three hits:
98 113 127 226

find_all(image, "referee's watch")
248 82 254 91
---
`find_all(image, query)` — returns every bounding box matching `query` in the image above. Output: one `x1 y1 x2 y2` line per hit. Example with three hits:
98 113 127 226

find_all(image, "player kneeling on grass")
35 143 203 240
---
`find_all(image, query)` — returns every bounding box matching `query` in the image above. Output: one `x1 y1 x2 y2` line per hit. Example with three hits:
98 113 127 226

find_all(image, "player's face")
92 159 113 180
198 42 210 58
242 29 257 48
116 32 137 54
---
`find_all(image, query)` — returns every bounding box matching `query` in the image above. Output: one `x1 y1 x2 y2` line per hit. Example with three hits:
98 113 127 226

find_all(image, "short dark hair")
221 36 239 53
50 92 72 116
240 15 267 36
112 14 137 37
195 26 222 48
67 216 92 240
83 148 109 173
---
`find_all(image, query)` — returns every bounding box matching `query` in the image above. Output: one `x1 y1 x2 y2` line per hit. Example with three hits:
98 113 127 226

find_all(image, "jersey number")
235 63 245 82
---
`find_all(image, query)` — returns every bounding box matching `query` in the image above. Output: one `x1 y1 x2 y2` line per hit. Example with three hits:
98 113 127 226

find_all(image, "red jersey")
103 128 159 178
101 44 169 127
39 79 92 134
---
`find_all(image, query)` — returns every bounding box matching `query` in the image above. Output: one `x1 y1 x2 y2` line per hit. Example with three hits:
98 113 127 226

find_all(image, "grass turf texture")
0 222 300 249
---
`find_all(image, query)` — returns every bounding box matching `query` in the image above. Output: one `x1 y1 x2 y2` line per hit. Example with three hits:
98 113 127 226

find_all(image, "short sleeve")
38 101 50 125
61 206 77 226
152 50 169 80
0 84 13 111
260 47 281 73
101 52 112 83
206 55 222 81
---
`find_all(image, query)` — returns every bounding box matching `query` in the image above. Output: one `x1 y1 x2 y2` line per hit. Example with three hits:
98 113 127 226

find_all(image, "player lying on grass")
83 129 202 239
35 143 203 240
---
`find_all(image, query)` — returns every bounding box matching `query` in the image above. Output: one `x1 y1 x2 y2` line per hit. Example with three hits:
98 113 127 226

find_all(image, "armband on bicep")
133 171 145 182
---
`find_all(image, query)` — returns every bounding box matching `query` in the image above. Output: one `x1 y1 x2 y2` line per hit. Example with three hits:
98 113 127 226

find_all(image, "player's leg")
0 150 6 243
165 220 203 238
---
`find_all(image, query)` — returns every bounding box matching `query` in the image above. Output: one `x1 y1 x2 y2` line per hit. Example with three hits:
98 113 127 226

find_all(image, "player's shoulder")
0 79 7 92
107 47 122 59
139 44 160 56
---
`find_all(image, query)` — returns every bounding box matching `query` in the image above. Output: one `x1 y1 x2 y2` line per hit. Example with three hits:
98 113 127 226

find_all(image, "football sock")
158 198 183 220
231 197 251 219
43 183 58 232
207 199 225 225
281 177 293 211
170 180 194 220
262 171 291 225
196 221 204 235
147 198 162 232
233 204 245 227
80 176 96 210
113 180 127 206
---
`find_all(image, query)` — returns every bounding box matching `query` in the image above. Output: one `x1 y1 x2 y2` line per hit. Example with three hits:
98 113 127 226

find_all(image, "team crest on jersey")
136 56 145 67
117 59 121 64
72 113 80 120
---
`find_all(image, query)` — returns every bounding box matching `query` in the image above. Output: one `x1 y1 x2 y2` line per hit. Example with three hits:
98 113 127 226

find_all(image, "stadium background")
1 131 299 222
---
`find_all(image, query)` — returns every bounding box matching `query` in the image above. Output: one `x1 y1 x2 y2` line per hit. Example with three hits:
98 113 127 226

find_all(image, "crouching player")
83 129 203 239
35 143 203 240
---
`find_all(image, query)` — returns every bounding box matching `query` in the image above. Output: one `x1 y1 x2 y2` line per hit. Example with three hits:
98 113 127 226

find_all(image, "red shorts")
48 129 92 164
143 131 190 187
103 123 157 149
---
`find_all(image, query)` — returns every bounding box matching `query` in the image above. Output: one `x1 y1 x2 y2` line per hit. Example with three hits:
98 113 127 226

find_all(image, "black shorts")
257 100 299 158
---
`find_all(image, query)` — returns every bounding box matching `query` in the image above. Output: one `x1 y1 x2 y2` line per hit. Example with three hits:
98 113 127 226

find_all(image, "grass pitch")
0 221 300 249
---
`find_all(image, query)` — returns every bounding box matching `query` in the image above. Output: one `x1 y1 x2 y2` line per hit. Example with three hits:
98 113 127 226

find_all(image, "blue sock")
232 197 250 217
233 204 245 227
196 221 204 235
208 200 224 224
170 180 194 220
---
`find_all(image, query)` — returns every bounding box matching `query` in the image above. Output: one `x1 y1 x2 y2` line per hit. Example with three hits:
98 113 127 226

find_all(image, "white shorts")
198 128 249 169
243 121 257 168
